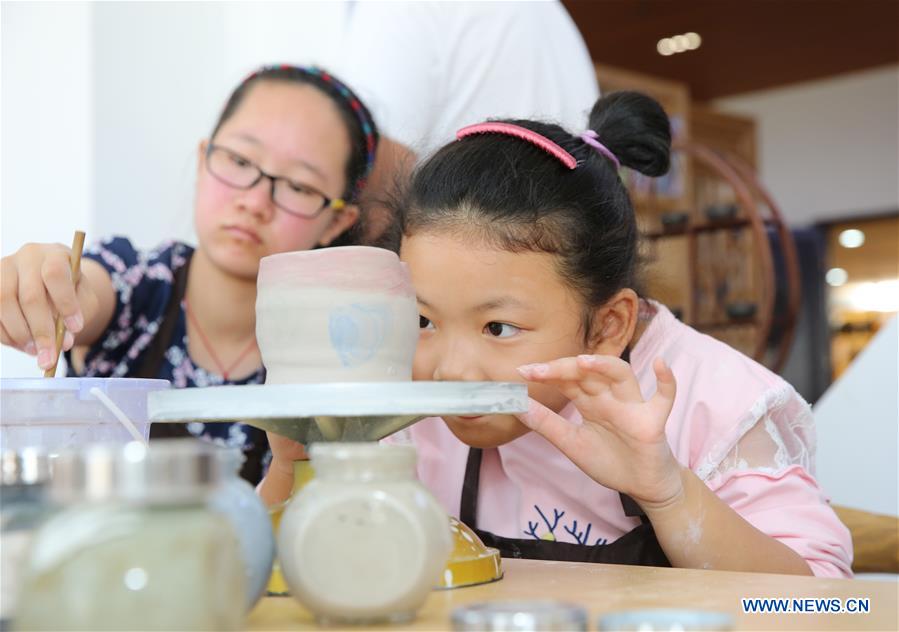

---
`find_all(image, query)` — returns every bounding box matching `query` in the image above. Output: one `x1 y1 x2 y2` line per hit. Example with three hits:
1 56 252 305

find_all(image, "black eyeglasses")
205 144 346 219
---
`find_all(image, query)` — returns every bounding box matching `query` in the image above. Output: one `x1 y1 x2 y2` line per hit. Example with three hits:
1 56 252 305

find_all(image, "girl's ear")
587 288 639 357
317 204 361 246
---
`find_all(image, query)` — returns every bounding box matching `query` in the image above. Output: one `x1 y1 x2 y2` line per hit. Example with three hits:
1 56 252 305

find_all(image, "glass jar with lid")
208 448 275 611
13 440 245 631
1 449 53 630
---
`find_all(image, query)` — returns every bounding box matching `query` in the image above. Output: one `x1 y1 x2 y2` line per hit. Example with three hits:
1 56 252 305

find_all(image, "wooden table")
247 559 897 630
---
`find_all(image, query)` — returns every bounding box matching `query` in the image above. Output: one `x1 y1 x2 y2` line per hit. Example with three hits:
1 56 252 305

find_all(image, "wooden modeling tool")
43 230 86 378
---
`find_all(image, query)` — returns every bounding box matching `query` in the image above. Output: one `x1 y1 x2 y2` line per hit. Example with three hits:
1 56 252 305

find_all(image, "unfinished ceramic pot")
256 247 418 384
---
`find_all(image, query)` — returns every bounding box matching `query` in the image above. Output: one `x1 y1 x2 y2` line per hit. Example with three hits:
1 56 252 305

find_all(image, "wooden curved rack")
717 150 802 372
641 139 801 372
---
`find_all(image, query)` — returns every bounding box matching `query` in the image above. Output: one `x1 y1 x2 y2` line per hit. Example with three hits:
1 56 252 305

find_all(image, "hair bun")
586 91 671 177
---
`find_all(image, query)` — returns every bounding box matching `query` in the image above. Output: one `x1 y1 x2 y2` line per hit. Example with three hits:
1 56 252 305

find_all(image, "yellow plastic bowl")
436 517 503 590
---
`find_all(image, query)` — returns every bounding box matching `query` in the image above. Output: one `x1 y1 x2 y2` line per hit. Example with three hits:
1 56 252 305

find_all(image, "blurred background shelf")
596 64 801 373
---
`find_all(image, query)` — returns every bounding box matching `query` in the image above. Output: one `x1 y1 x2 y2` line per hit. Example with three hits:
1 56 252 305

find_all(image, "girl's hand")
258 432 308 507
267 431 308 463
0 242 100 370
515 355 682 508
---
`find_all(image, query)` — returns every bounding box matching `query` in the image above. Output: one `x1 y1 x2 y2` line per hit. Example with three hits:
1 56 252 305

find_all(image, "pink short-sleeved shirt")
388 301 853 577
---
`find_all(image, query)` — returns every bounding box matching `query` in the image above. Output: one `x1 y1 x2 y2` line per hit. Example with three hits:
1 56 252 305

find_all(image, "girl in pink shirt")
261 91 852 577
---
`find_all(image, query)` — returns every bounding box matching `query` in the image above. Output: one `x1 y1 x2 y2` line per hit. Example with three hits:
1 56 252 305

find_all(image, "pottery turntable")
148 246 524 596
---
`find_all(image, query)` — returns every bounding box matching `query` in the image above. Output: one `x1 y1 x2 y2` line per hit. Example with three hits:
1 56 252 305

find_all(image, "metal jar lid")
452 601 588 631
597 609 735 631
1 448 51 486
49 439 225 505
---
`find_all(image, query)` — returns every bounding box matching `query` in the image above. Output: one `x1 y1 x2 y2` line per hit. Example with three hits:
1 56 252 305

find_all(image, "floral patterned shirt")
67 237 268 463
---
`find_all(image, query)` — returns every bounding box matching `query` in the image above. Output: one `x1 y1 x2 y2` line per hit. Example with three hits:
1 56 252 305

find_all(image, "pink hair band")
456 122 577 170
581 130 621 170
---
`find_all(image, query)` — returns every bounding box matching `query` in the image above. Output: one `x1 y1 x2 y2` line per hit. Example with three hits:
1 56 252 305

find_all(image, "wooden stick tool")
43 230 86 378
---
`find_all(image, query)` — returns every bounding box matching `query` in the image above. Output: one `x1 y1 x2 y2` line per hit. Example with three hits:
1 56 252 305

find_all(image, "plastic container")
438 517 503 589
0 378 169 451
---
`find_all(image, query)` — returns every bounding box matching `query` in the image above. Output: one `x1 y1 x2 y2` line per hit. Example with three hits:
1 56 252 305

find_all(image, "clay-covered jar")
278 443 452 624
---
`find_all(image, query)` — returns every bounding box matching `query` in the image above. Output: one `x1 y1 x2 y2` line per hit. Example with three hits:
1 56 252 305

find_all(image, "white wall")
716 65 899 227
1 1 348 378
90 1 349 251
814 316 898 516
1 2 96 378
91 2 228 250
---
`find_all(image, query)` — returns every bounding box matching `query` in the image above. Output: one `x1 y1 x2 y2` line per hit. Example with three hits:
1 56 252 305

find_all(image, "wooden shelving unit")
595 64 801 371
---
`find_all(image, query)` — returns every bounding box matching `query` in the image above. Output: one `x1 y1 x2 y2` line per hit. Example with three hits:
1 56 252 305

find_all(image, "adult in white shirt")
332 0 600 244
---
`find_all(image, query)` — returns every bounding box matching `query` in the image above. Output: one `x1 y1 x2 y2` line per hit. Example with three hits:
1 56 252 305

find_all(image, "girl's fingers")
16 264 57 370
649 357 677 414
551 382 600 409
267 432 308 461
41 251 83 333
0 269 35 352
516 357 579 381
515 397 580 455
577 354 647 403
74 277 99 330
63 330 75 352
517 356 675 434
518 355 634 383
518 356 615 397
0 322 33 354
518 355 643 402
576 354 638 385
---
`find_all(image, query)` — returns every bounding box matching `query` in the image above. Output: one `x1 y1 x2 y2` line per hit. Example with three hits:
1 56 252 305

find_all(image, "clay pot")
256 247 419 384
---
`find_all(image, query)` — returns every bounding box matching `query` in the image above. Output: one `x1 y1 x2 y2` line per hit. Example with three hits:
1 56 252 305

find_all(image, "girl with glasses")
0 65 378 482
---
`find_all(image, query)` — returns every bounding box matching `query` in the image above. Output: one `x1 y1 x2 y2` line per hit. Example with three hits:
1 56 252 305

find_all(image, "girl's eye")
287 180 313 195
229 154 251 168
419 315 434 330
485 322 520 338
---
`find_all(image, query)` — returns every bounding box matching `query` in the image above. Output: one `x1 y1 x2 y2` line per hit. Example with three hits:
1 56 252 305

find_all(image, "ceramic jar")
278 443 452 624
